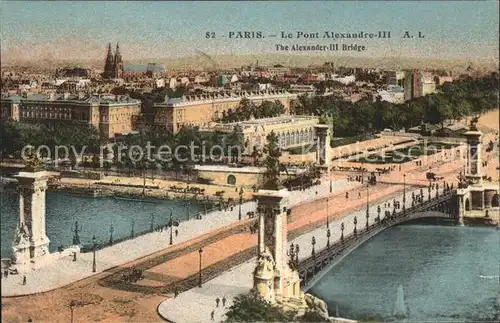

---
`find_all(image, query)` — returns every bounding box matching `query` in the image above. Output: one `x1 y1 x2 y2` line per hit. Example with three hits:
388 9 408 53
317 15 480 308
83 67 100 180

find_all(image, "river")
0 189 205 257
309 224 500 322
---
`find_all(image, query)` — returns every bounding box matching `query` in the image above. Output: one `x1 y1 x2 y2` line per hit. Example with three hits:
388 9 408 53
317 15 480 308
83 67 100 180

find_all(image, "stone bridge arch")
300 208 453 292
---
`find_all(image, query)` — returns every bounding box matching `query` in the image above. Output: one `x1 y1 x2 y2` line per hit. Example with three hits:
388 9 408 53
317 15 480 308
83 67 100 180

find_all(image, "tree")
262 131 282 190
227 125 244 162
224 291 294 322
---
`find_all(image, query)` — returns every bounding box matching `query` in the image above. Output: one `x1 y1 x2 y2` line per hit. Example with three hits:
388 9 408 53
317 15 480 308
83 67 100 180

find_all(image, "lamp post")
365 184 370 229
340 222 344 241
311 236 316 257
169 211 173 245
411 192 415 207
353 216 357 237
238 188 243 220
69 300 76 323
326 198 329 229
420 188 424 203
92 235 97 273
436 182 439 197
329 167 333 193
326 228 331 249
109 223 114 244
403 174 406 211
198 247 203 287
361 163 364 184
377 205 381 222
130 219 135 238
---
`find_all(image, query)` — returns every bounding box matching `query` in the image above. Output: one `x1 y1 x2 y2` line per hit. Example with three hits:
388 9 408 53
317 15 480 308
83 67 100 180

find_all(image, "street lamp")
238 188 243 220
130 219 135 238
150 213 155 232
353 216 357 237
365 184 370 229
340 222 344 241
329 167 333 193
403 174 406 211
377 205 381 222
311 236 316 257
69 300 76 323
326 198 329 229
198 247 203 287
109 223 114 244
169 211 173 245
326 228 331 249
92 235 97 273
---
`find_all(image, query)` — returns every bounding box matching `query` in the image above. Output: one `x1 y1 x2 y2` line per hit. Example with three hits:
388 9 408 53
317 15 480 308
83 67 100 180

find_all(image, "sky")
1 1 498 62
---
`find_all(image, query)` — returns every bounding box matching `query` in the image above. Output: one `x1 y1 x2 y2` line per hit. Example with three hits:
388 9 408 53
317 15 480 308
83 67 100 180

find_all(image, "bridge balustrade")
298 191 455 286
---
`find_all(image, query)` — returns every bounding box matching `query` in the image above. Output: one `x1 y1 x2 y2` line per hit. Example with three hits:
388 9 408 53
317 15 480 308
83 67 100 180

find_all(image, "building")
375 85 405 103
102 43 123 79
1 93 141 138
289 84 316 95
208 115 320 153
151 90 297 133
421 72 437 96
403 70 422 101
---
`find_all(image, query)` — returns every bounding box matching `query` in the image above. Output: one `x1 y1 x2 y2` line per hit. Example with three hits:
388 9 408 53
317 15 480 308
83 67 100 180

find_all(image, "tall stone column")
464 126 482 186
314 125 330 175
253 189 289 302
12 171 51 265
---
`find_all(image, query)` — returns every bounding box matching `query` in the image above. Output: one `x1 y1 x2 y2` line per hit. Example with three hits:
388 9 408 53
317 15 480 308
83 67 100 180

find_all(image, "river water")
310 224 500 322
0 189 205 257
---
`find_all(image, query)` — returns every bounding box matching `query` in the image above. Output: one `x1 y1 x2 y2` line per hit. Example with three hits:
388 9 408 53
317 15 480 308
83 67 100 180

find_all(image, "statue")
469 116 479 131
13 222 31 245
23 147 44 172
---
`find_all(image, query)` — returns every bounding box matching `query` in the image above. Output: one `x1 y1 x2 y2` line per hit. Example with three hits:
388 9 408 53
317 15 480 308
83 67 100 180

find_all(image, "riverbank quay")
0 177 360 297
0 155 484 322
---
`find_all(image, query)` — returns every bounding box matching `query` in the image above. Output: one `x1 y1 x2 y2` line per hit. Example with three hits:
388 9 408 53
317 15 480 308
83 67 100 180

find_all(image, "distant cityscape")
0 42 491 147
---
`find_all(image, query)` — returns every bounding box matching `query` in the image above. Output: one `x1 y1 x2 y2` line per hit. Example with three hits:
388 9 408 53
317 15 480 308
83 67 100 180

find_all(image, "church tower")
113 43 124 79
103 43 114 79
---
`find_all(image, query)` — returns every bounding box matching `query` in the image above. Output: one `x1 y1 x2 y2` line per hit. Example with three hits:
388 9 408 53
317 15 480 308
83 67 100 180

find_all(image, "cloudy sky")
1 1 498 62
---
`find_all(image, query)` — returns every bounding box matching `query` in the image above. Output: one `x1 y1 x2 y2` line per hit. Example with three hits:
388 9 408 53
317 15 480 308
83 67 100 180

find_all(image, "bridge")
296 188 457 291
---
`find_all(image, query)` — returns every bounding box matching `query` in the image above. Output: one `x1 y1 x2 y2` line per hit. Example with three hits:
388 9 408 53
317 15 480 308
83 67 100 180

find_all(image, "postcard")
1 1 499 322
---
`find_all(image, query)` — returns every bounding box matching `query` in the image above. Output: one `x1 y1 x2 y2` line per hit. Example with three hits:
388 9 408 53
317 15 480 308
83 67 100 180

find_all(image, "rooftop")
1 93 141 105
155 90 296 107
225 115 318 126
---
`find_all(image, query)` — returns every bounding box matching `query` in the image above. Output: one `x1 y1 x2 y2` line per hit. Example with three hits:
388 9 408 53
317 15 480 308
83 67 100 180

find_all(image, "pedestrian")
175 229 178 237
345 192 349 199
22 275 26 285
211 310 215 321
222 296 227 307
216 297 220 307
174 288 179 298
358 192 361 199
